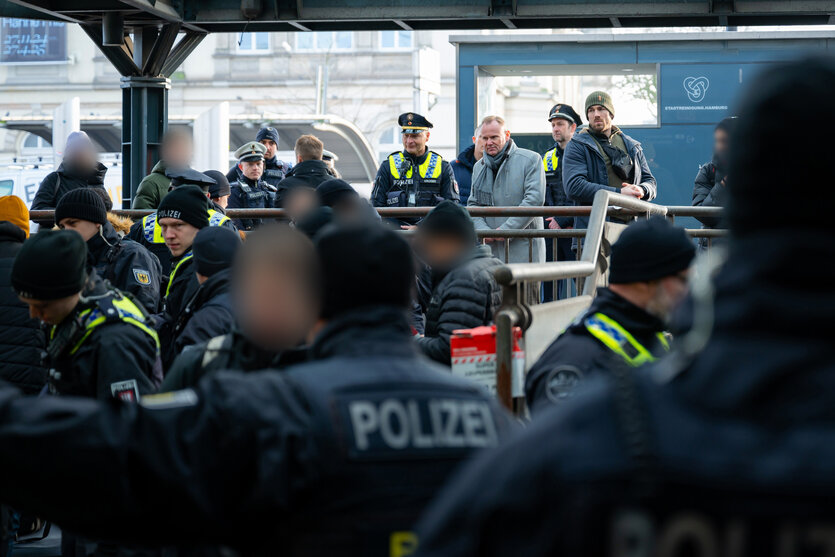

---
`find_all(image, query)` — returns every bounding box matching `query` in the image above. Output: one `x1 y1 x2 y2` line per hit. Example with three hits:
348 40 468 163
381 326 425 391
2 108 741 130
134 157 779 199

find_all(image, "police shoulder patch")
133 268 151 285
545 365 584 403
111 379 140 402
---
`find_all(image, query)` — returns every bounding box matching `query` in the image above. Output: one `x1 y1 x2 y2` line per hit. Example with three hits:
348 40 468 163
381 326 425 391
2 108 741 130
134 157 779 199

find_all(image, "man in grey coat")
562 91 657 241
468 115 546 264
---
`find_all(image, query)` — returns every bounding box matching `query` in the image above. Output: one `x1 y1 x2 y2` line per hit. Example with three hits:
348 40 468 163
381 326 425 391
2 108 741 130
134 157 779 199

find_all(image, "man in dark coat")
31 131 107 220
562 91 657 236
413 201 502 365
525 217 694 415
162 224 317 392
56 188 162 313
226 126 292 189
692 116 736 248
274 134 334 207
0 223 513 557
416 57 835 557
450 127 485 206
11 230 159 401
170 227 239 357
0 196 47 394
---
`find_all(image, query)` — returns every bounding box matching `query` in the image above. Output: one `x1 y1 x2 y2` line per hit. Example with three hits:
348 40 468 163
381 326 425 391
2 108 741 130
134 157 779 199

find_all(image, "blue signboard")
1 18 66 63
660 63 766 124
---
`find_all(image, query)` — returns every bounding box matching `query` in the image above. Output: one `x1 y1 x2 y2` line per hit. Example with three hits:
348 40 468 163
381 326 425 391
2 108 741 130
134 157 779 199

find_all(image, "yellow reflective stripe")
69 297 159 355
543 149 559 172
419 152 443 179
207 209 230 227
165 253 193 297
143 214 165 244
389 153 411 180
584 312 666 367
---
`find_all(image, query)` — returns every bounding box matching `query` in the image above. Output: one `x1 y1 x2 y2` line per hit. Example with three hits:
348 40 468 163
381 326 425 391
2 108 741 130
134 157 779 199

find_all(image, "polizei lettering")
344 397 498 459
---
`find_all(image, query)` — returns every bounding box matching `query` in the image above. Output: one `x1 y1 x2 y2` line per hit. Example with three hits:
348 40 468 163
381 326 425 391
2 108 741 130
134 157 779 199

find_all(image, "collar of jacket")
311 305 416 360
61 271 108 324
238 175 260 187
0 221 26 244
404 149 431 166
574 127 639 160
455 144 477 169
551 142 566 156
192 268 231 307
482 138 516 170
57 161 108 184
264 155 290 170
286 159 330 177
431 244 494 284
86 221 120 262
587 287 666 338
151 160 167 175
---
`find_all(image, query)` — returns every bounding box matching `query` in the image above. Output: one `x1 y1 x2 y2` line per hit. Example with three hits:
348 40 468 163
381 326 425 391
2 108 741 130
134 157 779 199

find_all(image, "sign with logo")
660 63 765 124
1 18 66 63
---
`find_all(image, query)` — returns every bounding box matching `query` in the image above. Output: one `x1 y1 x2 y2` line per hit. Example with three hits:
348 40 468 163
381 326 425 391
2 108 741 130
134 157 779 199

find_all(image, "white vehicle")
0 153 124 209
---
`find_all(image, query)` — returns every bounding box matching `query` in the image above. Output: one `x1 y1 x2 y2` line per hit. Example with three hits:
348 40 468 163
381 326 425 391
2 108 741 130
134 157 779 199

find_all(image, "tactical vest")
142 209 231 244
385 151 444 207
584 312 669 367
543 148 559 175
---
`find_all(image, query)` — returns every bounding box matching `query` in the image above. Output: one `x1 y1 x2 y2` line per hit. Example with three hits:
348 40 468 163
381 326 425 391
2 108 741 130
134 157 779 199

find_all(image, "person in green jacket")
131 128 193 209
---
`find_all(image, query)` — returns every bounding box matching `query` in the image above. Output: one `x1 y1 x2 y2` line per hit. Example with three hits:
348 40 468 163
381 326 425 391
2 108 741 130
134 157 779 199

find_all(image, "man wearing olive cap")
228 141 276 231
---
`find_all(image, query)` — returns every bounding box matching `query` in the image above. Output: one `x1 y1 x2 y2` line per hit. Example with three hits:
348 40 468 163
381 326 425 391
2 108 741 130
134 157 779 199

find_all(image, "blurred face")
402 131 429 157
64 147 97 174
236 264 317 351
587 105 612 134
19 293 81 326
714 129 730 158
480 121 510 157
58 218 100 242
213 194 229 209
416 233 469 271
646 270 691 323
260 139 277 159
159 217 200 258
285 187 319 223
473 132 486 161
550 118 576 146
241 160 264 181
162 137 193 168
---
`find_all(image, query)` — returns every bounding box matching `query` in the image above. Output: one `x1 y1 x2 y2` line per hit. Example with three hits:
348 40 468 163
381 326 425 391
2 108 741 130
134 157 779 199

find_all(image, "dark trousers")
542 237 575 302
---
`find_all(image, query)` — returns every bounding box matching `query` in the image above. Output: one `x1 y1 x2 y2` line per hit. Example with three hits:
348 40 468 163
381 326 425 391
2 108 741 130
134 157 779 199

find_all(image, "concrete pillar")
52 96 80 163
192 102 230 174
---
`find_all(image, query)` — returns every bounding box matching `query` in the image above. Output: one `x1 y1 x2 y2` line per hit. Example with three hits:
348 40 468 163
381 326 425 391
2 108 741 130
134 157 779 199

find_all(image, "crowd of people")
0 47 820 557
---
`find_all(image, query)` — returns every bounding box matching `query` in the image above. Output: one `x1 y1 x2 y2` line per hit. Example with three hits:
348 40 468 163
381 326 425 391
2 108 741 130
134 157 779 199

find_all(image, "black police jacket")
0 305 514 556
226 156 291 190
228 176 274 231
542 142 573 228
415 245 503 365
417 235 835 557
171 269 236 357
274 159 334 208
45 273 160 400
0 222 48 394
525 287 667 415
88 221 163 314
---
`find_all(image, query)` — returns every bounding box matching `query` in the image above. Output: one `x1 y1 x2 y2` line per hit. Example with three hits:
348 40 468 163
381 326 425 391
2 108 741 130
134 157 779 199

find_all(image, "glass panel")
0 180 13 196
381 31 395 48
295 33 313 50
397 30 412 48
254 32 269 50
335 31 352 49
238 32 253 50
23 133 40 148
316 32 334 50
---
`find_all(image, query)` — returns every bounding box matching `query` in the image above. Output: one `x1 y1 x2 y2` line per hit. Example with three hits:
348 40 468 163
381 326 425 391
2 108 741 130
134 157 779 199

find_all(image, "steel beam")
142 23 181 76
160 31 206 77
81 23 141 76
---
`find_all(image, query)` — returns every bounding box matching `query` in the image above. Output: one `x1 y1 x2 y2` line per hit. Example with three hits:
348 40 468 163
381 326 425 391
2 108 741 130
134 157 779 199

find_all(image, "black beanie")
418 200 476 244
157 185 209 230
12 230 87 300
192 226 241 277
296 206 334 239
609 217 695 284
316 179 358 208
204 170 231 199
55 188 107 225
315 223 414 318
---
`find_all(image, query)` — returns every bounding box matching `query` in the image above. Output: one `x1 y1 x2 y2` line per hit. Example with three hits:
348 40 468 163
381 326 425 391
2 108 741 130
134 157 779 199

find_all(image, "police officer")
11 230 160 400
226 126 292 189
204 169 232 212
0 222 514 556
525 216 695 414
415 56 835 557
128 168 234 277
372 112 458 226
542 103 582 301
228 141 276 231
155 185 220 368
162 224 318 392
56 188 162 313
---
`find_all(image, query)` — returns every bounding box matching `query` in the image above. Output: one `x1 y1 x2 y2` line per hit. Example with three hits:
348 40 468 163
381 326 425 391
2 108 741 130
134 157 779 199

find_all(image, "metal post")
121 76 171 207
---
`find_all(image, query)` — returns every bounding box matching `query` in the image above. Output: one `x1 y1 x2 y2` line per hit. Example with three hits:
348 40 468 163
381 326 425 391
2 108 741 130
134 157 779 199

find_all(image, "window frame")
236 32 271 54
294 31 354 52
379 30 414 51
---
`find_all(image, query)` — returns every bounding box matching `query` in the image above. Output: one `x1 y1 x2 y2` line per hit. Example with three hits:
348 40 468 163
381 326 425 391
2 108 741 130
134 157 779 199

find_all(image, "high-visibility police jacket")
371 149 458 210
45 275 161 400
525 287 669 414
127 208 234 277
541 143 573 228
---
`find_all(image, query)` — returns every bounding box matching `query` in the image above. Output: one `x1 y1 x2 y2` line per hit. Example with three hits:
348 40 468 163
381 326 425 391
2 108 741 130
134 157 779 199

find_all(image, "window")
0 180 13 197
237 32 270 53
376 124 401 161
380 30 413 50
295 31 353 51
20 132 51 155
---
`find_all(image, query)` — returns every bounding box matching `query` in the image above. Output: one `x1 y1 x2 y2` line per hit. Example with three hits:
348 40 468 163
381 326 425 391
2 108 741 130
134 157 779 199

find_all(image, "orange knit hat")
0 195 30 238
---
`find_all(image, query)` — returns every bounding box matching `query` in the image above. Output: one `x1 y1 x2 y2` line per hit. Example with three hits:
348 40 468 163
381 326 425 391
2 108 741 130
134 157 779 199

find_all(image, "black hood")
57 161 108 185
193 268 231 306
311 306 415 360
454 144 477 171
